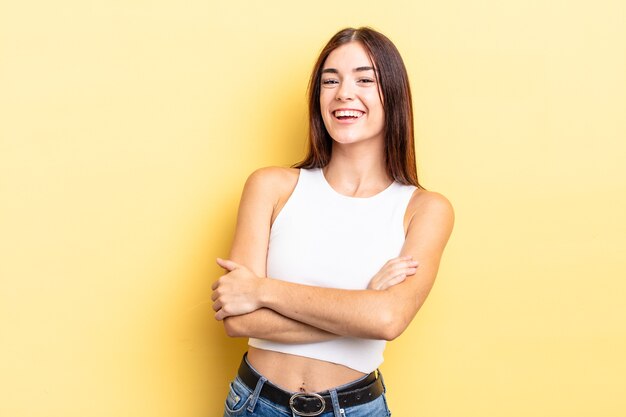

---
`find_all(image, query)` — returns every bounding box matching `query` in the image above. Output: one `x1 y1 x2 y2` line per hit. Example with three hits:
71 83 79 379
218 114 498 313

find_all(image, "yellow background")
1 1 625 416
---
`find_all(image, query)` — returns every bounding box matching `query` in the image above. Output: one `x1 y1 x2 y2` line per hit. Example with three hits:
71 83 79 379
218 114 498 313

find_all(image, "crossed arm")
211 168 454 343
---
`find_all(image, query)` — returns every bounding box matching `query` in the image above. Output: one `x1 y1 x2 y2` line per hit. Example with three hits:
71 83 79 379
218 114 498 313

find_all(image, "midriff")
247 347 366 392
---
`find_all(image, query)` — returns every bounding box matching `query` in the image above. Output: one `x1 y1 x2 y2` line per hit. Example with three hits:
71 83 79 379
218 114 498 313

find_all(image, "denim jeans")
222 366 392 417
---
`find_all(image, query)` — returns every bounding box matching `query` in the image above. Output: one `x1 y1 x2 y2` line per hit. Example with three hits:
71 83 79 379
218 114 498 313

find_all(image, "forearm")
259 279 415 341
223 307 339 343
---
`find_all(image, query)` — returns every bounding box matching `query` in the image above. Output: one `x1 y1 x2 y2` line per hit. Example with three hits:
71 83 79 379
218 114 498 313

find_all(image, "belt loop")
378 369 387 393
329 389 343 417
247 374 267 413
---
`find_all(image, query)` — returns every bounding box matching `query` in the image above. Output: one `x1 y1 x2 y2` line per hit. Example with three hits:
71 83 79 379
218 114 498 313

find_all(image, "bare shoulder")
246 166 299 193
406 189 455 231
242 166 300 207
243 167 300 225
409 189 453 213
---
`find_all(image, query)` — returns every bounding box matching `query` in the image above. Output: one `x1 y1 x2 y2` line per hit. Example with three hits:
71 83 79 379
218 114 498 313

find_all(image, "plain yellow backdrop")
1 1 625 416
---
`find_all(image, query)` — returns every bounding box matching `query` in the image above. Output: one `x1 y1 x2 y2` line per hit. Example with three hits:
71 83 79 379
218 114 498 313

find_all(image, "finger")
398 259 418 268
368 281 382 290
215 306 232 321
387 256 410 266
211 275 227 292
390 261 418 275
377 265 417 289
390 258 416 271
380 274 407 290
405 267 418 276
216 257 239 271
212 300 221 312
370 269 403 290
369 274 388 289
389 265 417 277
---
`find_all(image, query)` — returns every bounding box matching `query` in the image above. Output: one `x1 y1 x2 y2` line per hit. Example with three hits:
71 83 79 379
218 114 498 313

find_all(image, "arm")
218 167 338 343
216 254 419 340
213 190 454 341
224 308 337 343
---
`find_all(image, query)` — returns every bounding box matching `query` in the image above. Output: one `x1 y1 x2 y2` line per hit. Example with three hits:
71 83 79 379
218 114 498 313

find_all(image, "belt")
237 356 384 416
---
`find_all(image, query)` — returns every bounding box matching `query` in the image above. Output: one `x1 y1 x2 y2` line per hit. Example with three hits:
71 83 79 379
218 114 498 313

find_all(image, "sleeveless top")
248 168 417 373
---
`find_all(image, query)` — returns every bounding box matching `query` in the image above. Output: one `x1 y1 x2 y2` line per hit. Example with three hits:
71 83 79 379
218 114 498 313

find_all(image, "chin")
328 131 360 144
331 133 380 146
331 136 360 145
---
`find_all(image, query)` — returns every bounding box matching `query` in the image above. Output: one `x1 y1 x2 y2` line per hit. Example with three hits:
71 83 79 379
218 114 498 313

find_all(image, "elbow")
373 292 424 341
380 324 406 342
374 311 408 341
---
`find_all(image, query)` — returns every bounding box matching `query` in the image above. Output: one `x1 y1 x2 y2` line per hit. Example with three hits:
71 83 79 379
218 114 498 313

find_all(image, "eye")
321 79 339 86
358 78 375 84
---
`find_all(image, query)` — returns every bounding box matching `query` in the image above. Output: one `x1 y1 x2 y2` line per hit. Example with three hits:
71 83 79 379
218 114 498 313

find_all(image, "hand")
367 256 419 290
211 258 263 320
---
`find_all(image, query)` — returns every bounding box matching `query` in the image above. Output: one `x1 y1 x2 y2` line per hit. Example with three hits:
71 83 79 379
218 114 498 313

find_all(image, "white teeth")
334 110 364 118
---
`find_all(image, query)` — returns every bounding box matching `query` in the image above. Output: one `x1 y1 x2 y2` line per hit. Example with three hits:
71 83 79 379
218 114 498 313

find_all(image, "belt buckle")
289 392 326 416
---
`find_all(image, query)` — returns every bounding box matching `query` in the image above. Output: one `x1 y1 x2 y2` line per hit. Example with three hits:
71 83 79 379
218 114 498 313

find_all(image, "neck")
323 140 391 197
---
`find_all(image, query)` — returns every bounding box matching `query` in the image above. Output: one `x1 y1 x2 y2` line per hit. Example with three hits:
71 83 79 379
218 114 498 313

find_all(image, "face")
319 42 385 146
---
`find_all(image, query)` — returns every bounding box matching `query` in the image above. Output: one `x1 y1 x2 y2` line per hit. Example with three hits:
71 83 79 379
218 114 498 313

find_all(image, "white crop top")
248 168 417 373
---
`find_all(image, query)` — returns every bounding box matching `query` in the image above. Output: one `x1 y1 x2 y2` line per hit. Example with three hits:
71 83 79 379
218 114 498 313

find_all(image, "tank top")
248 168 417 373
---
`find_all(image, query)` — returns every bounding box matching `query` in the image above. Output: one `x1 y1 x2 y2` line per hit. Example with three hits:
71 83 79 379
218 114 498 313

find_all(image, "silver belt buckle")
289 392 326 416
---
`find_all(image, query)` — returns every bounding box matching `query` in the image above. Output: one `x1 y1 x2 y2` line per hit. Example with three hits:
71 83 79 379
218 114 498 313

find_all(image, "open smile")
333 109 365 120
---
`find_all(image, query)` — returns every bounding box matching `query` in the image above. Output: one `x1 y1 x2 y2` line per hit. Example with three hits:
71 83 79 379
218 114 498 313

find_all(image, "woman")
212 27 454 417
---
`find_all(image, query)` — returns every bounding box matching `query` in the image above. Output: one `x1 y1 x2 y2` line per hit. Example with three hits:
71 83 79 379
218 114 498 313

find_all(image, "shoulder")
245 166 299 193
408 189 453 214
242 166 300 204
406 190 455 231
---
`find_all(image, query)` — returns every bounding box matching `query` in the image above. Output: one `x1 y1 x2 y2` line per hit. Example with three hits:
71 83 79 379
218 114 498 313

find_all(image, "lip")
331 108 366 123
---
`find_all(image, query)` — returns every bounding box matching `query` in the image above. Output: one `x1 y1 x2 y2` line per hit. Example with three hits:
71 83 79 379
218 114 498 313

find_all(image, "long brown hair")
294 27 423 188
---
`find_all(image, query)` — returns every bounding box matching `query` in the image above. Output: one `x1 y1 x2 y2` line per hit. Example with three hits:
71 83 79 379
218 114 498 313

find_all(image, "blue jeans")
222 365 392 417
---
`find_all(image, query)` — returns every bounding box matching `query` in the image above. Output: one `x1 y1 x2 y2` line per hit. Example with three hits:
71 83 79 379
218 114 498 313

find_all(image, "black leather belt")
237 355 384 416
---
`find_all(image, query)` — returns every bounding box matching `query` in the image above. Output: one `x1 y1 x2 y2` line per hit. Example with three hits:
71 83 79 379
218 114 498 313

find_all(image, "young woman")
212 27 454 417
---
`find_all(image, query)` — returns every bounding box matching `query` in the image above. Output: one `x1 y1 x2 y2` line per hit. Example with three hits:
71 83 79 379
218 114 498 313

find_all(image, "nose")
335 81 354 101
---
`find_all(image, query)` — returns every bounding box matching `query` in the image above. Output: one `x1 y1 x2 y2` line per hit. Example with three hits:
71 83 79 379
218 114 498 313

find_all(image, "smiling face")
319 41 385 147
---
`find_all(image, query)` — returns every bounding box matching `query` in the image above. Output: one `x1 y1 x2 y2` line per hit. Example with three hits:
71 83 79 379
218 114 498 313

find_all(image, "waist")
238 352 385 416
248 347 367 392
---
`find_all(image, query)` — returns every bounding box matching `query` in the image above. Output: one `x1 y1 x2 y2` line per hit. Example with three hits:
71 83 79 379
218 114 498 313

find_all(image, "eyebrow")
321 66 376 74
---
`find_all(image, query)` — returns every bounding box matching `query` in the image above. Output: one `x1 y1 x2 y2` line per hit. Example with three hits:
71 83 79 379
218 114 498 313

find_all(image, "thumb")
216 257 239 271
